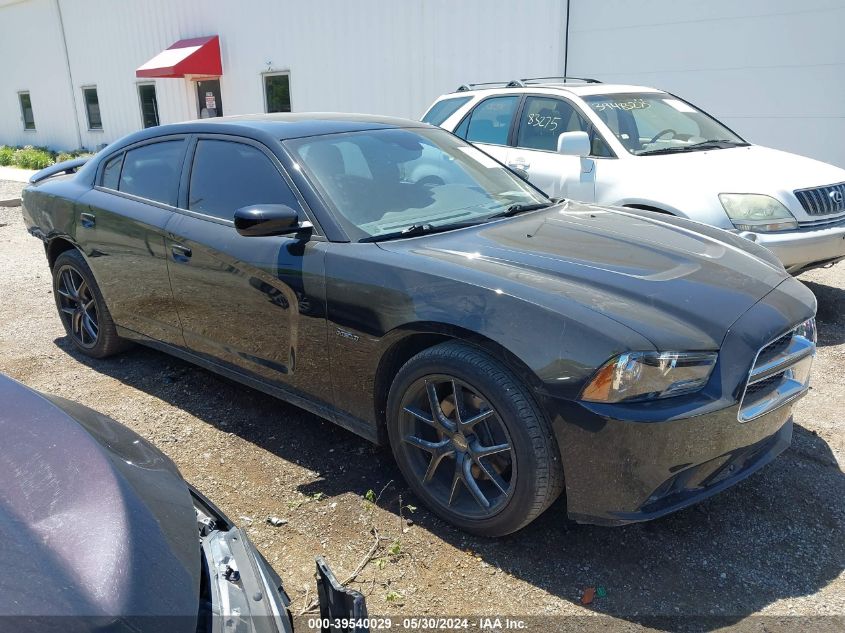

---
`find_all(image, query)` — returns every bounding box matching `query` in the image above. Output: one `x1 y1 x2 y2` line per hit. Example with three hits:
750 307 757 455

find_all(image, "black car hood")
379 201 791 350
0 375 199 631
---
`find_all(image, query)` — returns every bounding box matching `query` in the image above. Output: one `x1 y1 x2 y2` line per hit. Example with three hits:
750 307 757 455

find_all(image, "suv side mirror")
557 131 591 157
234 204 312 237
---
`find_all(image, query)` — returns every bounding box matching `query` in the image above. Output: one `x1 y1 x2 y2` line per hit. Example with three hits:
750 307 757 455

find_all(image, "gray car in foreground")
0 374 365 632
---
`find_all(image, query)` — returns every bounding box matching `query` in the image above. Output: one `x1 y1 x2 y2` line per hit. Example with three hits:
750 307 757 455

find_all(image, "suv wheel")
387 341 564 536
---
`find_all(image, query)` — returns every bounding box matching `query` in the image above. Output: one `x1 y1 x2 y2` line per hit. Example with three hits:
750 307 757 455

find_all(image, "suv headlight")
719 194 797 232
581 351 718 403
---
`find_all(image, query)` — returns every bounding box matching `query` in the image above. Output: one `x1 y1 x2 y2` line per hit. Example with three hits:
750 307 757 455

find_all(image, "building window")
18 92 35 130
83 86 103 130
137 84 159 128
264 73 291 113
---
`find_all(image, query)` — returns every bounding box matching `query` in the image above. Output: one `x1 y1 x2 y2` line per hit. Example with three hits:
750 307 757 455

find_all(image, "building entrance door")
196 80 223 118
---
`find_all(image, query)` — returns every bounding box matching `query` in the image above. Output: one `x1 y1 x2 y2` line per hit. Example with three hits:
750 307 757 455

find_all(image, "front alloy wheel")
387 341 564 536
399 376 516 518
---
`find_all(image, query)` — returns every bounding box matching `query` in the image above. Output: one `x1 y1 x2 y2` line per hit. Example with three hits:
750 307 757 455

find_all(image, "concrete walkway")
0 165 37 183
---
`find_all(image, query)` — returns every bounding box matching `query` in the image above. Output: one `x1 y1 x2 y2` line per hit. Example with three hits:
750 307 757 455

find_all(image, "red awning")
136 35 222 79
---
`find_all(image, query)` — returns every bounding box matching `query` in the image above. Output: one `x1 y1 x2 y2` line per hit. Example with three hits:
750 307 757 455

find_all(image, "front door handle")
508 159 530 170
171 244 192 262
80 212 96 228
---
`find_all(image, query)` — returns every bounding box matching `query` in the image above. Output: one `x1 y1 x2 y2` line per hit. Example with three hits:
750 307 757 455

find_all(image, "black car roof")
120 112 431 145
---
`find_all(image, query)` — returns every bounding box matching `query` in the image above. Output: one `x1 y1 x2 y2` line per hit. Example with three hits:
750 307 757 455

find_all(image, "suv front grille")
738 325 815 422
794 182 845 216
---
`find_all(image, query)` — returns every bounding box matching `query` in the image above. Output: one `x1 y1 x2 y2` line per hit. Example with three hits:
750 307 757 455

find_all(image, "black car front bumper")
543 277 814 526
549 396 794 526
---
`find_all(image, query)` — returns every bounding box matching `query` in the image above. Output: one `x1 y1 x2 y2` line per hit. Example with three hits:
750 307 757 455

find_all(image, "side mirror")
234 204 311 237
557 131 591 157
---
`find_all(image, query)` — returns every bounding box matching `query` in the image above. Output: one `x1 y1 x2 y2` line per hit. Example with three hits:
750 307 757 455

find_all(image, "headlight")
581 351 718 403
794 317 817 344
719 194 797 232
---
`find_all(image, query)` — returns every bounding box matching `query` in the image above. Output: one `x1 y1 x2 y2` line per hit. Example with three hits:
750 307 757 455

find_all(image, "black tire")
386 341 564 537
52 249 131 358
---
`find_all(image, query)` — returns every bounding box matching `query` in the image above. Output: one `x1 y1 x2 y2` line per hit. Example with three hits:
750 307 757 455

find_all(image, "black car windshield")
285 127 549 241
582 92 747 156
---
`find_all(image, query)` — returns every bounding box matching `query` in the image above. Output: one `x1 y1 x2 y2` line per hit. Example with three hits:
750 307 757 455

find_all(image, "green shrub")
56 150 93 162
0 145 14 166
12 146 55 170
0 144 92 170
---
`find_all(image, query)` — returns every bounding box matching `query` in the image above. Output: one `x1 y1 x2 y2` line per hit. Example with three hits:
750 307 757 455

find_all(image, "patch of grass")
0 146 14 166
0 145 94 170
12 146 54 170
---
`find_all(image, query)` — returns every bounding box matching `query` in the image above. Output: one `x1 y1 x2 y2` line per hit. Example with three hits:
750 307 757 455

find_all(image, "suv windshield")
286 127 548 241
582 92 747 156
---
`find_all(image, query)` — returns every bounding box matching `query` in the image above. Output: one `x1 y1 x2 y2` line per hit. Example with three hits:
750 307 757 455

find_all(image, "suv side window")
516 96 613 157
188 139 302 221
118 140 185 205
422 96 471 126
459 96 520 146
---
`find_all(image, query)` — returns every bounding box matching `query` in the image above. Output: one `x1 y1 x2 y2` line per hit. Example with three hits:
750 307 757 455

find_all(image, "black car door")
74 137 188 346
164 135 331 404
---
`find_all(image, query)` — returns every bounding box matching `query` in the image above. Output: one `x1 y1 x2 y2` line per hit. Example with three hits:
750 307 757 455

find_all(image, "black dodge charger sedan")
23 113 817 536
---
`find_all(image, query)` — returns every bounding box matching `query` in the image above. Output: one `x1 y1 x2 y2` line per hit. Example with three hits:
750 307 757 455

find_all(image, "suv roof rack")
455 76 601 92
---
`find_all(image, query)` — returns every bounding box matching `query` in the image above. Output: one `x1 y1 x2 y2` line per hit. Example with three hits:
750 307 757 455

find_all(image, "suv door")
75 137 187 346
453 95 520 164
506 96 609 202
164 135 331 403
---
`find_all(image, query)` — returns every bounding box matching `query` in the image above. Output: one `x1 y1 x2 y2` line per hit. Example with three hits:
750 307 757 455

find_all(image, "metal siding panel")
2 0 568 150
566 0 845 167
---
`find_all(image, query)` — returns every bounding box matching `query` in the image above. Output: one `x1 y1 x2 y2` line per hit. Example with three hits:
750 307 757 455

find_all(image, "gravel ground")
1 179 843 632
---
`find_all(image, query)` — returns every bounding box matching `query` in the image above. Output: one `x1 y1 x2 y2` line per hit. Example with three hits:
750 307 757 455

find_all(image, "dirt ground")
1 180 843 632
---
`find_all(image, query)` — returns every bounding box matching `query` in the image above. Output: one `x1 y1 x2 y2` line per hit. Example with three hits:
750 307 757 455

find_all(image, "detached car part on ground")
0 374 365 632
424 77 845 274
23 113 817 536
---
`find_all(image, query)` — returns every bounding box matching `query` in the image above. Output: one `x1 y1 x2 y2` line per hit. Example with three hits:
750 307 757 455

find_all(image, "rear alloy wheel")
55 265 99 349
52 249 130 358
387 342 564 536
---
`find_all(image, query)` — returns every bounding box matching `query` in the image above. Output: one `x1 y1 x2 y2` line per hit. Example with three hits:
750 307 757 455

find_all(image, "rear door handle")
80 212 96 228
171 244 192 262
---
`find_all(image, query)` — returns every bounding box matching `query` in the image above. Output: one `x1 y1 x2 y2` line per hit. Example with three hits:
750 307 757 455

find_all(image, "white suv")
423 77 845 274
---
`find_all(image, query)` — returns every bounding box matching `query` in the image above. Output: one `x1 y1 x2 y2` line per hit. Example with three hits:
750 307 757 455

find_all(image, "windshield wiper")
360 220 483 242
638 139 749 156
488 202 553 219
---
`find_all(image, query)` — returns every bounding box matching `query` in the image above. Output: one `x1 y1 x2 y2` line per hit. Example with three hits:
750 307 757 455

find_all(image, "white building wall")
566 0 845 167
0 0 568 150
0 0 80 149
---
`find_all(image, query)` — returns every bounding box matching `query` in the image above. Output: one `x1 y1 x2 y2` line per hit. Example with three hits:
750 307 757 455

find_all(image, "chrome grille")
738 325 815 422
794 182 845 216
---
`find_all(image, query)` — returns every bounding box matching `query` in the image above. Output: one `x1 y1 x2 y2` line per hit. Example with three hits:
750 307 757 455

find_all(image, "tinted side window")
516 96 614 157
421 96 471 126
119 141 184 205
516 97 587 151
463 96 519 146
101 153 123 190
188 139 302 220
